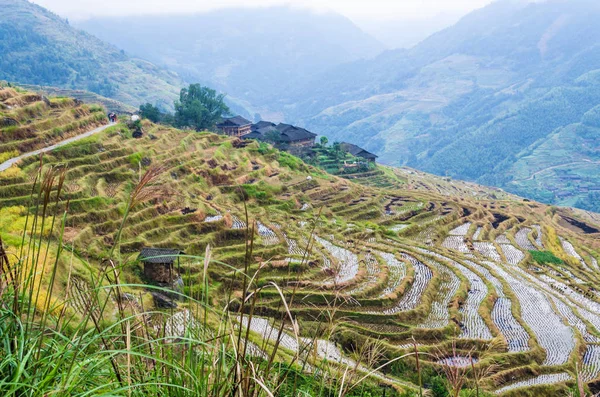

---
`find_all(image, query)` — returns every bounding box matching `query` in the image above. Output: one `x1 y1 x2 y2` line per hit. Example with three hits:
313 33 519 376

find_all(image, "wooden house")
244 121 317 149
277 124 317 148
340 142 378 163
216 116 252 137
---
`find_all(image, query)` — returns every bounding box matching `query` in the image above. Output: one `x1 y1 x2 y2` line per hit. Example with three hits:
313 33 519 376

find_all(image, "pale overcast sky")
32 0 496 22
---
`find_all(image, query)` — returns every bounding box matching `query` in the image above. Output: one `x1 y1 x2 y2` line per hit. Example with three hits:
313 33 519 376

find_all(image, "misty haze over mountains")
78 6 468 52
357 12 466 49
77 7 385 120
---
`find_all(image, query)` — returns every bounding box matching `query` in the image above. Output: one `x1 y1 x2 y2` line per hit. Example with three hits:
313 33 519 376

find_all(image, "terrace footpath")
0 122 115 172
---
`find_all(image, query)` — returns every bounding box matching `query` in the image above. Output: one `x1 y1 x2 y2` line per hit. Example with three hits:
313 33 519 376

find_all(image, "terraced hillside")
0 85 108 162
16 83 137 114
3 89 600 396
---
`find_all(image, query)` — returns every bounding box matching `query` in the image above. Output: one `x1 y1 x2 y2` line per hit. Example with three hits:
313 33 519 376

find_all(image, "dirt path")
0 122 114 172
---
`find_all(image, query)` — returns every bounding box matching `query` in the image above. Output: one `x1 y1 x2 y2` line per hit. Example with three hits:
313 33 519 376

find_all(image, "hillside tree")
139 103 162 123
174 84 230 131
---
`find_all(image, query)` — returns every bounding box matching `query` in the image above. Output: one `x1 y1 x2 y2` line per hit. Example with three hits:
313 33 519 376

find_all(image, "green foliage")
87 77 118 97
274 364 412 397
128 152 144 166
264 129 282 143
575 192 600 212
278 151 304 171
0 150 19 164
220 141 233 150
276 199 297 211
429 376 449 397
139 103 162 123
306 145 374 175
530 250 564 265
239 182 280 203
174 84 230 131
88 104 104 113
257 142 275 155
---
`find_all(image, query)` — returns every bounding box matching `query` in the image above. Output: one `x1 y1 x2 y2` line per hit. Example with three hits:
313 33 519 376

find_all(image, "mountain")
281 0 600 211
76 7 385 120
0 0 183 108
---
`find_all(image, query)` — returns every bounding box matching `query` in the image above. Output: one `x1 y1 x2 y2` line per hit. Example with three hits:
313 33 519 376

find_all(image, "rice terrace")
2 82 600 397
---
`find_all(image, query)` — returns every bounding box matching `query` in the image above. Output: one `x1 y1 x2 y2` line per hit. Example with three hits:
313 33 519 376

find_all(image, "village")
216 115 378 173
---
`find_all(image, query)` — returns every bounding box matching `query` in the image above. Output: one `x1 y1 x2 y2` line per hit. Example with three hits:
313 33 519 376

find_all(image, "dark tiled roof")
242 131 265 140
277 124 317 142
257 126 277 135
243 125 280 140
340 142 378 159
217 116 252 128
252 120 276 131
247 120 317 143
138 248 183 264
275 123 295 132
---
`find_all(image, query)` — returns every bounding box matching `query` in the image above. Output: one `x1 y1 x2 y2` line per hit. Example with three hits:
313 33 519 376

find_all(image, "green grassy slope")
506 103 600 210
15 83 138 114
0 84 108 159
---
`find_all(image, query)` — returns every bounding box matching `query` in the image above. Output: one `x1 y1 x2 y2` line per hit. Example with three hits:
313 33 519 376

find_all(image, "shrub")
239 184 270 202
278 151 303 170
128 152 144 166
0 149 19 163
220 141 233 150
257 142 273 155
530 250 564 265
0 166 24 180
88 104 104 113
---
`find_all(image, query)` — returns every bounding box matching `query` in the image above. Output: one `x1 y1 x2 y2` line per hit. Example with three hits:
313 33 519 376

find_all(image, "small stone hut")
138 247 183 284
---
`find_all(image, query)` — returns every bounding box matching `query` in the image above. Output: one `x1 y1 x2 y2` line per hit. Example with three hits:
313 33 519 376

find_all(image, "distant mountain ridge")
0 0 183 107
76 7 385 120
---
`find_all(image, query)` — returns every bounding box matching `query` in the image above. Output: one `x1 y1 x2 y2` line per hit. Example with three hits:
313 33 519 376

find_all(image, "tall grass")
0 160 417 396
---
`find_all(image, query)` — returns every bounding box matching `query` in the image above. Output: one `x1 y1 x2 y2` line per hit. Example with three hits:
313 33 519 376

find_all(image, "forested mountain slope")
0 0 183 107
